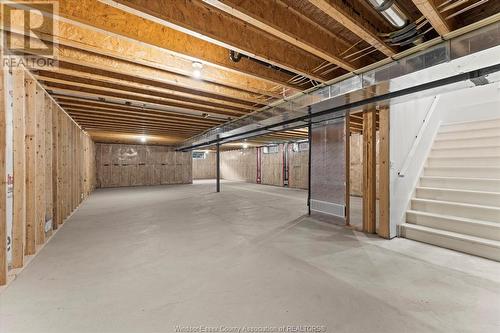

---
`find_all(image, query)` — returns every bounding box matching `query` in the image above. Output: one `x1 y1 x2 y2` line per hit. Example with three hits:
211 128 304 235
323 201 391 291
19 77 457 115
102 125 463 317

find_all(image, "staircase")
400 118 500 261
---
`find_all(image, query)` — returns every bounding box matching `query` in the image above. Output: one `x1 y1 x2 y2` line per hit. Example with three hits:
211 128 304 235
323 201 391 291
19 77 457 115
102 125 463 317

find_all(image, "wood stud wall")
1 69 95 286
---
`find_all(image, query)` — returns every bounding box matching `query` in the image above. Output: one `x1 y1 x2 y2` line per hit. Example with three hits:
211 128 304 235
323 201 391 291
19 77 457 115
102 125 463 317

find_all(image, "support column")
363 109 376 234
307 107 312 216
216 143 220 193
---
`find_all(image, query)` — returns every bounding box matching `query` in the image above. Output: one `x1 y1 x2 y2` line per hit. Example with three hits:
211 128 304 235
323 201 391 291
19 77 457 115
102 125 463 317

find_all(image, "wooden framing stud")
362 109 377 234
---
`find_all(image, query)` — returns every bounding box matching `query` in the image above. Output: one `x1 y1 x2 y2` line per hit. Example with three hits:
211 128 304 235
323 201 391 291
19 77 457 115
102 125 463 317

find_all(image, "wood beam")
8 0 304 90
204 0 364 71
308 0 395 56
412 0 451 36
101 0 332 82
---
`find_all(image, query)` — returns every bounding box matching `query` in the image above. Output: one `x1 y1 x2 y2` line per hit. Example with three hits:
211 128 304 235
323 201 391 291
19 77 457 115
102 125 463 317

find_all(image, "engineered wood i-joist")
12 69 26 268
0 65 7 285
24 78 37 256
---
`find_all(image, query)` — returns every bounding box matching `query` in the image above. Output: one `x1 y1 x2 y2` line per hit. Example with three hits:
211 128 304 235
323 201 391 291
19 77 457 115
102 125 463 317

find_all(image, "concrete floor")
1 180 499 333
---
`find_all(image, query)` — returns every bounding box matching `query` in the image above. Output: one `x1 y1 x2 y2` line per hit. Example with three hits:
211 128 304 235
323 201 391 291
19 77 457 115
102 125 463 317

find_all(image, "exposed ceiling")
3 0 498 145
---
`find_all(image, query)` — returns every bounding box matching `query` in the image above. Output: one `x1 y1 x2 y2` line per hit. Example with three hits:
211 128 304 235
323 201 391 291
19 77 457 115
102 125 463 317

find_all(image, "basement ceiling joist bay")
2 0 498 145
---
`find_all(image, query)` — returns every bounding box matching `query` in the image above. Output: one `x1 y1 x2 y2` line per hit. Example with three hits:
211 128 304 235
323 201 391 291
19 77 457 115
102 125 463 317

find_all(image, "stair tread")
407 210 500 228
401 223 500 248
435 135 500 142
416 186 500 195
422 176 500 181
428 155 500 159
425 166 500 170
441 118 500 127
432 145 500 150
412 197 500 210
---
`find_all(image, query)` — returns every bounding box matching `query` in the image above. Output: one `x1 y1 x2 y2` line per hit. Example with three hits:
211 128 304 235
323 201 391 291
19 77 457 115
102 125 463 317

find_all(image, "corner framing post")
216 142 221 193
307 106 312 216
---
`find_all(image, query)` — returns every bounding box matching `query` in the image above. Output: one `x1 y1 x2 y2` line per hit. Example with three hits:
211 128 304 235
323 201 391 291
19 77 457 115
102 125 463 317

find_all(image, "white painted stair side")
401 118 500 261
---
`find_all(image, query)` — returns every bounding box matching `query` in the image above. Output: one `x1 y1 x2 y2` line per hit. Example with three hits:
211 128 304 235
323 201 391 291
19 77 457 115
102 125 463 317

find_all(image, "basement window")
263 146 279 154
192 151 206 159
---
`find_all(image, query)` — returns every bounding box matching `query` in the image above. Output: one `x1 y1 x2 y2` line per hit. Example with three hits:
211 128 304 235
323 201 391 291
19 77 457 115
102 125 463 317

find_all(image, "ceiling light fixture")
192 61 203 79
242 142 249 149
139 135 147 143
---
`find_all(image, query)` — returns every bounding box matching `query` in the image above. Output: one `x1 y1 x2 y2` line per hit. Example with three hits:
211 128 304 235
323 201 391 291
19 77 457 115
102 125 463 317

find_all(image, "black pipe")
307 106 312 216
216 142 221 193
179 63 500 151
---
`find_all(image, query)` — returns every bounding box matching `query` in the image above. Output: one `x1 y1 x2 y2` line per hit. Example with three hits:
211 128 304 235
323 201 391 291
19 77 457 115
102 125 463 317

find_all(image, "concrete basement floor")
1 180 500 333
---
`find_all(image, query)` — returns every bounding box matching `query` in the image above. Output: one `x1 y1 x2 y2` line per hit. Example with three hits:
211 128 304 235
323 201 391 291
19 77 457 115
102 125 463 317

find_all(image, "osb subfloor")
1 180 499 333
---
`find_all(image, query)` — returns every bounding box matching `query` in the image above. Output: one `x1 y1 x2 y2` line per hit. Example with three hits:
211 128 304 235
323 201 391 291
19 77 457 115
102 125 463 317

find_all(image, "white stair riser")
411 199 500 222
406 212 500 241
415 188 500 206
424 167 500 178
401 225 500 261
430 146 500 157
437 128 500 140
420 177 500 192
433 137 500 149
427 157 500 167
439 119 500 133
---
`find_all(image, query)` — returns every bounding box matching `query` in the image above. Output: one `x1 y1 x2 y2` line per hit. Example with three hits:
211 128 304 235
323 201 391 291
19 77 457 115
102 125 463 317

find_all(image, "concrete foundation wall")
95 143 192 188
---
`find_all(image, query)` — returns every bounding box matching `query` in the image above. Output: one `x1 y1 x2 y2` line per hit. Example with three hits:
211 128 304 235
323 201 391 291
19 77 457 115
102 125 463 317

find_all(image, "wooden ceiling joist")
53 96 223 124
65 109 214 131
34 71 253 114
101 0 334 82
35 67 261 110
57 104 222 127
412 0 451 36
3 13 289 99
80 126 195 137
68 116 205 133
13 0 305 89
43 82 245 119
203 0 365 71
308 0 396 56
